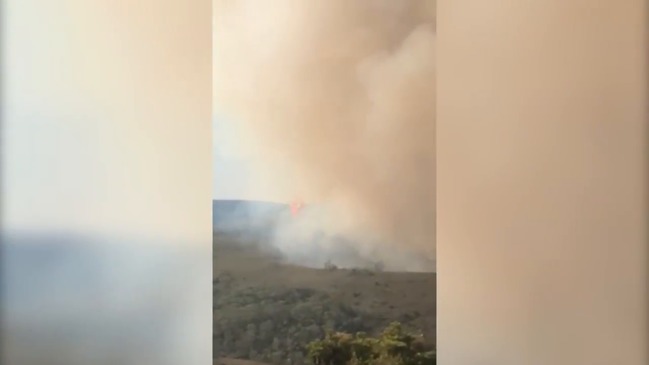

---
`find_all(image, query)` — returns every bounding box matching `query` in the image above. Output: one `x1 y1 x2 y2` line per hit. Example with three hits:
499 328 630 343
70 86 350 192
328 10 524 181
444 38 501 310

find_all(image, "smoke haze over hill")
213 0 436 270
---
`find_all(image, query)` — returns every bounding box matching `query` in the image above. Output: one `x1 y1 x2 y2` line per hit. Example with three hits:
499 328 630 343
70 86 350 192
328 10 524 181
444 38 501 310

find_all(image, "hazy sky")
212 116 253 200
212 115 299 203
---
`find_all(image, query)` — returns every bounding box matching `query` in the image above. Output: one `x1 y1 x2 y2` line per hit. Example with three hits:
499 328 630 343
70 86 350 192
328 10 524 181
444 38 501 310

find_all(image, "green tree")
306 322 435 365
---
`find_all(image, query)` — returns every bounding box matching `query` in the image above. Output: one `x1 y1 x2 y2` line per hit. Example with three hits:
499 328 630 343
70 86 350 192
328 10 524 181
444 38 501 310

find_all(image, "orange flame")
290 199 304 217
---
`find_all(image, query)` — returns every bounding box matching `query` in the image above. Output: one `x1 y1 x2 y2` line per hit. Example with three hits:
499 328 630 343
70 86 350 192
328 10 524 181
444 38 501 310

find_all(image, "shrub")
306 322 435 365
324 260 338 271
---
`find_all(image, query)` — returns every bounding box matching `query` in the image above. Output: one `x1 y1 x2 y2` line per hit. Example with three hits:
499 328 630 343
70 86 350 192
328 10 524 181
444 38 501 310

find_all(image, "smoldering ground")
213 199 435 272
213 0 436 272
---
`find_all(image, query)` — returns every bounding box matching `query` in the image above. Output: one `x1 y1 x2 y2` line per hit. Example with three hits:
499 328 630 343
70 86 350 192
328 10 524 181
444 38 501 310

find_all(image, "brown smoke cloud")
213 0 436 269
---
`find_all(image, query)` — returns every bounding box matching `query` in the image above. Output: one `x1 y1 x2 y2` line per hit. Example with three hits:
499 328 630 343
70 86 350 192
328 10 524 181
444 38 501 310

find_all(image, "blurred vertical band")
1 0 212 364
438 1 648 364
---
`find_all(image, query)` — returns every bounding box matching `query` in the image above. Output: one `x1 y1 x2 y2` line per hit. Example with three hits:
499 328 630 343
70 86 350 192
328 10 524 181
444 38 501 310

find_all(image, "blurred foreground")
1 232 211 365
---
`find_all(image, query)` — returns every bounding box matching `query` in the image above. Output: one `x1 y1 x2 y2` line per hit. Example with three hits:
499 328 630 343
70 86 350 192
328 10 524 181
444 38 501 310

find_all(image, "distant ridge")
212 199 290 235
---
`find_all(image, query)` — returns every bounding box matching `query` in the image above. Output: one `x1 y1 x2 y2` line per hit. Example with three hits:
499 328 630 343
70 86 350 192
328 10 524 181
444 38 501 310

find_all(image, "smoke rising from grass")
213 0 436 271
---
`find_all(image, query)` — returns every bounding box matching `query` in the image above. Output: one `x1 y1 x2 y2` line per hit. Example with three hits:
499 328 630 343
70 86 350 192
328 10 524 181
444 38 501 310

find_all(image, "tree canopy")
306 322 435 365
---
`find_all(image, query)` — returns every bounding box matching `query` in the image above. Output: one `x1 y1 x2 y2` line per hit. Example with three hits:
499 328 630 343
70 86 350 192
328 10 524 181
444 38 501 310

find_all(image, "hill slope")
213 232 435 365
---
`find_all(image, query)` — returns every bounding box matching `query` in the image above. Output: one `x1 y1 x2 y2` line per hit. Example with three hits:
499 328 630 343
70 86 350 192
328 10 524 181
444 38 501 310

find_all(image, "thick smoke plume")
213 0 436 271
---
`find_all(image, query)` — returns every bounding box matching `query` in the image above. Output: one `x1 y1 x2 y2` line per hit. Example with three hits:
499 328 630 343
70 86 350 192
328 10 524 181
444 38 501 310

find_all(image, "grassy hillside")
213 232 435 365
